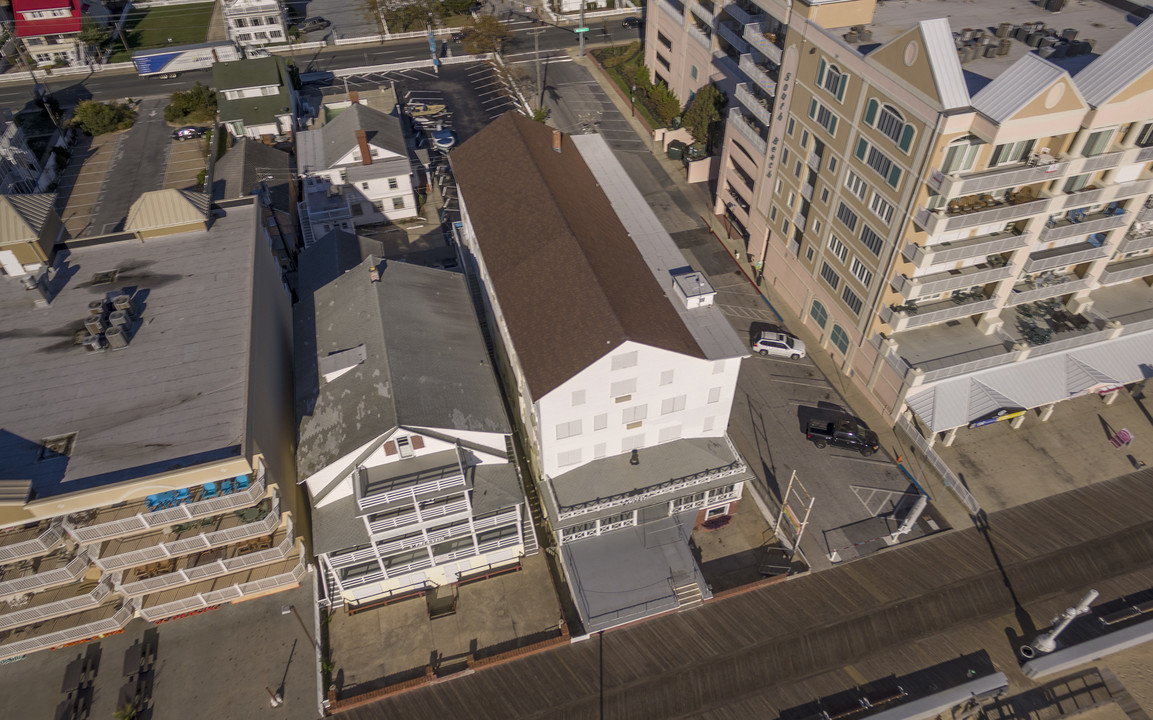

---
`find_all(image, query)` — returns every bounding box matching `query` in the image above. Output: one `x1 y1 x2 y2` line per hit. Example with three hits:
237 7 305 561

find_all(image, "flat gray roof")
0 204 259 498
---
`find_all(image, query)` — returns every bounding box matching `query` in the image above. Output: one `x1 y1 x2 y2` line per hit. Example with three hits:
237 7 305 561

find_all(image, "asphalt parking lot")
162 133 209 191
88 97 173 235
54 132 121 238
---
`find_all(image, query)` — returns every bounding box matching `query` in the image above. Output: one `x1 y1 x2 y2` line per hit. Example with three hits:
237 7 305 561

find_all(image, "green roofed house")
212 56 299 140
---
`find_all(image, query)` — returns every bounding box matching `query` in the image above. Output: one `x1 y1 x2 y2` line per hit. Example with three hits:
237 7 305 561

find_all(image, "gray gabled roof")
1076 16 1153 107
920 18 970 110
973 53 1069 123
297 103 406 172
0 193 57 245
294 255 510 479
211 137 293 206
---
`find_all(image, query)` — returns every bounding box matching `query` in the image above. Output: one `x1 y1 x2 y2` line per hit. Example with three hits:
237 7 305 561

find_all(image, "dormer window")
396 436 414 458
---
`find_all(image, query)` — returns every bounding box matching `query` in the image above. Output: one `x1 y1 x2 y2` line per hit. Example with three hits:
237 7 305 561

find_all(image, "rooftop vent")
38 432 77 460
91 269 119 285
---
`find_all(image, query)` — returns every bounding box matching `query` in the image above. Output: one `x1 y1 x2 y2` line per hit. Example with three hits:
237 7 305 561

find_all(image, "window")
661 395 687 415
593 443 607 459
1063 173 1091 193
660 370 674 386
810 300 828 328
270 30 283 38
770 207 778 222
594 413 607 431
690 65 698 80
828 235 848 263
267 16 280 24
612 351 638 370
556 420 582 440
808 99 839 135
787 117 795 136
836 202 858 232
845 170 867 200
830 325 850 354
656 54 670 71
787 191 796 209
782 219 790 235
841 286 863 315
702 416 715 432
864 100 915 152
813 219 823 235
860 224 883 256
1136 123 1153 148
806 246 815 261
392 197 405 210
657 31 672 49
800 129 811 149
819 262 840 290
622 404 648 424
828 156 838 174
870 194 895 224
714 359 726 374
707 387 722 404
557 449 582 467
990 139 1035 166
611 378 637 398
816 59 848 101
658 425 683 443
234 17 248 27
820 187 830 204
781 147 790 167
1082 129 1114 157
795 160 803 178
250 16 263 25
360 182 369 190
388 177 399 190
855 139 903 188
941 136 981 173
850 258 873 286
572 390 586 406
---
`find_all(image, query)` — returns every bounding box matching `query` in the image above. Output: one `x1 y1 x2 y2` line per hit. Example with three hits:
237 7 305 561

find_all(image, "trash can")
667 140 687 160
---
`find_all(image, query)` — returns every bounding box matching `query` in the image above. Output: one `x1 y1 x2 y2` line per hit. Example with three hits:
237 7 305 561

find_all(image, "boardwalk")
337 470 1153 720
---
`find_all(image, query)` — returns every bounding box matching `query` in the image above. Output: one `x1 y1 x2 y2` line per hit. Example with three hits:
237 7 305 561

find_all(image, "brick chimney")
355 129 372 165
552 129 562 153
349 91 360 104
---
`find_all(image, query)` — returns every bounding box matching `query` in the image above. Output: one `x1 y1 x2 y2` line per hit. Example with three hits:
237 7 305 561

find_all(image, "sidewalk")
567 48 976 532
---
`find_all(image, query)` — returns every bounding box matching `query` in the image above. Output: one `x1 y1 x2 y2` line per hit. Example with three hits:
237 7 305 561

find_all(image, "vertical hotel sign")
765 69 791 181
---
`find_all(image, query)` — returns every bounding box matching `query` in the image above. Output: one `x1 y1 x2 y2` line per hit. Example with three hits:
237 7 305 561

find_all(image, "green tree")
682 83 726 150
164 82 216 123
71 100 135 135
78 19 111 53
649 82 681 128
462 15 512 54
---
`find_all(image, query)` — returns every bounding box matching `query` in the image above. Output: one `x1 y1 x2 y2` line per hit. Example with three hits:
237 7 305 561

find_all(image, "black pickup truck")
806 420 880 456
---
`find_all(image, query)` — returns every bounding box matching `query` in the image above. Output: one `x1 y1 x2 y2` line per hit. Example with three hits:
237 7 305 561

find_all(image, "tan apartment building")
0 200 307 662
656 0 1153 446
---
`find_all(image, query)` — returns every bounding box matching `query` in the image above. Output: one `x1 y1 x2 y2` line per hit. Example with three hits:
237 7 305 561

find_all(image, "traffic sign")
574 27 590 33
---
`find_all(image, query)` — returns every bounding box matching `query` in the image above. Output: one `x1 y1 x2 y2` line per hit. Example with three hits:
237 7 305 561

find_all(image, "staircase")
673 580 705 611
298 202 316 247
506 435 540 557
321 563 344 611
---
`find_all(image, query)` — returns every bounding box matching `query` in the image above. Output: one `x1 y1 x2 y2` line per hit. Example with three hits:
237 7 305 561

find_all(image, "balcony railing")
688 23 712 49
728 107 767 155
0 603 135 662
435 534 521 565
892 264 1016 300
1061 187 1105 209
1005 276 1092 305
723 1 764 26
903 230 1031 268
928 160 1068 198
743 23 782 64
0 551 89 599
1113 179 1153 200
915 197 1051 235
357 472 466 512
1119 229 1153 254
734 83 772 127
659 0 684 21
1040 210 1129 241
68 474 267 545
716 21 749 53
137 556 306 622
94 498 281 572
738 54 776 96
1079 149 1126 173
368 496 471 536
1022 242 1111 274
881 297 998 331
0 578 114 632
0 523 64 565
690 0 716 24
1099 255 1153 285
118 534 297 597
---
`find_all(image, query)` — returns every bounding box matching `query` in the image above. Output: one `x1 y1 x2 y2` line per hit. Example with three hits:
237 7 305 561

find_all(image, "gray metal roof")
1076 16 1153 107
0 204 259 497
210 138 293 205
569 134 747 362
311 492 369 556
344 157 410 182
296 103 406 173
906 330 1153 432
295 229 387 299
972 53 1069 123
919 18 970 111
294 255 511 479
470 462 523 516
0 193 57 245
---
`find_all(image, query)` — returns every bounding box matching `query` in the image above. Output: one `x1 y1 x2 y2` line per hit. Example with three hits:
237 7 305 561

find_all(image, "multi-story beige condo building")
650 0 1153 446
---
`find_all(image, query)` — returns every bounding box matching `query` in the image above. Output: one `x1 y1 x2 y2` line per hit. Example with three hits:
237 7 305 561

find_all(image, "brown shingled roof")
450 112 704 399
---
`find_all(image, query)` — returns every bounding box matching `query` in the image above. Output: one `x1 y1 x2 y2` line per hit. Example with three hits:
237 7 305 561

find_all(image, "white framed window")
851 257 873 287
611 351 638 370
658 425 682 443
870 194 894 224
556 420 583 440
816 59 848 101
593 413 607 431
661 395 687 415
941 136 981 173
610 378 636 398
593 443 607 459
392 197 405 210
828 235 848 263
572 390 586 406
622 405 648 424
845 170 867 200
707 387 722 404
388 177 399 189
702 416 715 432
713 360 726 374
660 370 675 386
557 449 582 467
990 139 1035 166
787 191 796 209
855 138 903 188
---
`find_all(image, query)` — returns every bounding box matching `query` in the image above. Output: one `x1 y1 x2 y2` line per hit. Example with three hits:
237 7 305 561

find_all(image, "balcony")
738 53 777 96
881 297 999 332
1099 255 1153 285
1112 179 1153 201
903 229 1031 269
688 22 712 49
357 458 467 513
136 549 306 622
0 522 64 565
67 473 267 545
928 160 1068 198
743 23 782 64
1022 242 1112 274
118 527 296 597
734 83 772 127
368 496 470 536
691 0 716 24
807 150 821 172
1119 226 1153 254
1077 149 1126 173
0 601 134 663
716 21 750 53
723 0 765 26
1060 186 1105 210
0 577 114 632
1006 275 1092 305
659 0 685 21
728 106 767 155
915 196 1051 235
892 264 1016 300
1137 201 1153 222
0 551 89 600
94 497 280 572
1040 208 1129 241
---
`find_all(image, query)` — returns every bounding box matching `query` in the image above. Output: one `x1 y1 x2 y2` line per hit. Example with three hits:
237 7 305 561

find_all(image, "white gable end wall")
536 341 742 478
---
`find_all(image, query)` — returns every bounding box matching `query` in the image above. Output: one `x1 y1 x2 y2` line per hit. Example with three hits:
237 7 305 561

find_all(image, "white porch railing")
0 523 64 564
357 472 465 511
0 551 89 599
137 555 306 622
0 603 134 662
0 578 113 631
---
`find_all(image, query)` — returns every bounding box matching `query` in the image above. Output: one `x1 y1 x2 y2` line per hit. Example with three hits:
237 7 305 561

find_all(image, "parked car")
297 17 330 33
172 126 205 140
806 420 880 456
622 16 642 29
450 30 467 42
751 331 806 359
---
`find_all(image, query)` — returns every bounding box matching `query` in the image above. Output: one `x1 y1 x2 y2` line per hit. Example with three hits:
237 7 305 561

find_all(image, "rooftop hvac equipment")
984 45 999 58
112 294 134 314
1061 28 1077 41
998 38 1012 55
81 334 104 352
996 22 1013 38
105 325 128 350
857 28 872 42
108 310 130 327
84 316 105 336
844 30 858 43
88 300 105 317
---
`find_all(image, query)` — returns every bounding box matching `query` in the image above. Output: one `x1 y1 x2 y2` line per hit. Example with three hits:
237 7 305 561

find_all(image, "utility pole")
528 27 546 110
578 3 585 57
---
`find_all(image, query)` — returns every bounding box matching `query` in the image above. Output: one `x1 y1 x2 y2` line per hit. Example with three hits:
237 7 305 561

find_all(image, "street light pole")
282 604 319 651
578 3 585 57
528 28 546 110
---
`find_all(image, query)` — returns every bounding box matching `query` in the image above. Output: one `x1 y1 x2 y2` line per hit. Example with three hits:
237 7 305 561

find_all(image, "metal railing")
688 24 712 49
716 21 750 54
893 264 1015 300
0 578 113 631
137 555 306 622
118 529 294 597
743 23 782 64
895 415 980 515
1118 232 1153 254
0 551 89 598
883 298 998 331
0 523 64 564
904 230 1030 267
1080 149 1126 172
1026 327 1114 358
1039 211 1128 241
1005 277 1092 305
917 198 1051 234
931 160 1068 197
728 107 767 155
723 1 764 26
1022 243 1112 273
1099 256 1153 285
1061 187 1105 209
357 471 465 511
735 83 773 126
659 0 684 20
0 603 135 661
738 54 776 97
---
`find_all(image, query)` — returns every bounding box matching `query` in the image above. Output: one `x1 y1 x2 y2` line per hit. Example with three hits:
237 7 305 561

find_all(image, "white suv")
752 331 806 359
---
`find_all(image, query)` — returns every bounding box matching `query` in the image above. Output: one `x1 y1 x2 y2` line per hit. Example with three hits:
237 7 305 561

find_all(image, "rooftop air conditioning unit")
84 316 105 336
108 310 130 327
105 325 128 350
88 300 105 317
112 294 134 314
81 334 104 352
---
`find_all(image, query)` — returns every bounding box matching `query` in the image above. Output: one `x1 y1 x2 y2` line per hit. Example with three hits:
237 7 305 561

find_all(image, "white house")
294 246 533 612
222 0 288 48
451 113 753 633
212 56 298 139
296 100 417 244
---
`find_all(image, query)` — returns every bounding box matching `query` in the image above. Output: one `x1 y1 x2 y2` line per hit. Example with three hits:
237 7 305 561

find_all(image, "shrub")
71 100 135 135
164 82 216 124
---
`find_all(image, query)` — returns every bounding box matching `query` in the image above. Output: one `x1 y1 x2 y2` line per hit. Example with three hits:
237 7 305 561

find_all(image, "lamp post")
630 84 636 117
282 604 319 651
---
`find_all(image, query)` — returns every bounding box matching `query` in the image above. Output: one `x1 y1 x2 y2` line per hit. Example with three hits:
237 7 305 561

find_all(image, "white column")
942 427 958 447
